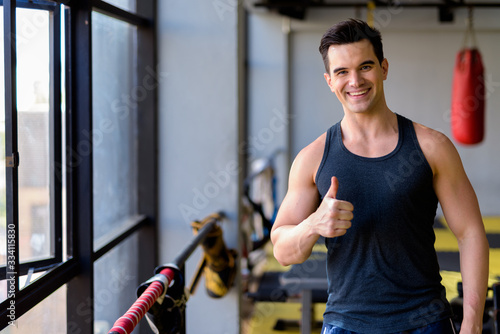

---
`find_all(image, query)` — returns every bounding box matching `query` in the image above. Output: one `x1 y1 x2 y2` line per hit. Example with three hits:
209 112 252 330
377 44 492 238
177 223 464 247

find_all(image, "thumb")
325 176 339 199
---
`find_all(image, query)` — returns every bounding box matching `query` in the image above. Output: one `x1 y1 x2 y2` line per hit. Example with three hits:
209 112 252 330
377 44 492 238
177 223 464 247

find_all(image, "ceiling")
252 0 500 21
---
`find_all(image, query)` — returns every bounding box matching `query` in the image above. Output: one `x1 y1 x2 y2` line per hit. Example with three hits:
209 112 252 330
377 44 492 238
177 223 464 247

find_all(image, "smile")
348 89 369 97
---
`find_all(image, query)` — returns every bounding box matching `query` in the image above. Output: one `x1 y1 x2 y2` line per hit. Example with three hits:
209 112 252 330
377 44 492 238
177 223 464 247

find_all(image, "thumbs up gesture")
313 176 354 238
325 175 339 199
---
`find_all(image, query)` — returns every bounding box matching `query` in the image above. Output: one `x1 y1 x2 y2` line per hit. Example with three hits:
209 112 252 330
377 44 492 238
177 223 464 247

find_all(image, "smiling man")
270 19 489 334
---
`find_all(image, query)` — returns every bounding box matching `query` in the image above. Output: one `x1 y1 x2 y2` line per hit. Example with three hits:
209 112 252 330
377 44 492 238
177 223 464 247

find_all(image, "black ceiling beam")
254 1 500 8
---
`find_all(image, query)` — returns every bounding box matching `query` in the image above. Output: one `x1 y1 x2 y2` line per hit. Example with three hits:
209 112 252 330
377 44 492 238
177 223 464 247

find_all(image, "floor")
243 217 500 334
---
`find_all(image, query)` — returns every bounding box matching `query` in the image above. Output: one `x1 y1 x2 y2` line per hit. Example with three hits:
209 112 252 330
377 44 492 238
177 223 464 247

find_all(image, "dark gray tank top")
315 114 452 333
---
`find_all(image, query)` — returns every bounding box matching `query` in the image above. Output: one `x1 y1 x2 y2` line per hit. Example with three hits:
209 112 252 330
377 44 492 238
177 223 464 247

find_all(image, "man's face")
324 39 388 115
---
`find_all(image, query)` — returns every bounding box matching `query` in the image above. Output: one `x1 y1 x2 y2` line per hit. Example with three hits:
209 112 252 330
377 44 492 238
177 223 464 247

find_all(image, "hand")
311 176 354 238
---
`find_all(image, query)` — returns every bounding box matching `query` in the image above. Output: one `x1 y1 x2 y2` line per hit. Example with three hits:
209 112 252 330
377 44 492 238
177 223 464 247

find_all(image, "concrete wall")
246 12 291 205
157 1 241 333
248 7 500 216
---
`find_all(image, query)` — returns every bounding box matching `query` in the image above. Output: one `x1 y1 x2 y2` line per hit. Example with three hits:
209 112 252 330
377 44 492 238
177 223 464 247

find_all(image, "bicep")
271 153 321 241
273 184 320 231
431 137 484 239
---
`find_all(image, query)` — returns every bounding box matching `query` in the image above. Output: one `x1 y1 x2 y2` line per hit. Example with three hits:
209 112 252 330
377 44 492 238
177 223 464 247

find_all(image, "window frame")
0 0 158 331
0 0 63 282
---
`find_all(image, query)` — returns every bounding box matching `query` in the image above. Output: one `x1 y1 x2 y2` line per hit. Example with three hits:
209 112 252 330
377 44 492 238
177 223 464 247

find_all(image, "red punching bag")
451 10 485 145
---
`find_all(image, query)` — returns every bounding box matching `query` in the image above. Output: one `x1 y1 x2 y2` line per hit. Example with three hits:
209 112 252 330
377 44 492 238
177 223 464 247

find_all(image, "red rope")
108 268 175 334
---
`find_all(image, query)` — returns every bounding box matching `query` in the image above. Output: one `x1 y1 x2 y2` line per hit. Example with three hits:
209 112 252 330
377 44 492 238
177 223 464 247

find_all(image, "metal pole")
108 214 224 334
158 214 221 334
172 217 218 268
493 283 500 334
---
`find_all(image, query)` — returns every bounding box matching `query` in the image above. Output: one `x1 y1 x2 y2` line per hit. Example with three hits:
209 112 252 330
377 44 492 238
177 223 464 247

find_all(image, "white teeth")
349 90 368 96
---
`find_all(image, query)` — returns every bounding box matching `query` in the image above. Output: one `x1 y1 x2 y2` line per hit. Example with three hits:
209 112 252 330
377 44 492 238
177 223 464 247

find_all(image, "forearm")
271 217 320 266
458 232 489 333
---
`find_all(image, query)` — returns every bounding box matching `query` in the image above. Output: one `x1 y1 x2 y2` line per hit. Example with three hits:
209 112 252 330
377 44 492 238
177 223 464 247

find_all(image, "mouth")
347 88 370 98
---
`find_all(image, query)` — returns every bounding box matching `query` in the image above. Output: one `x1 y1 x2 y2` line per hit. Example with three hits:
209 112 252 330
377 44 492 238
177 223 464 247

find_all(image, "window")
1 1 64 307
101 0 135 13
16 7 54 265
0 1 157 332
92 11 139 250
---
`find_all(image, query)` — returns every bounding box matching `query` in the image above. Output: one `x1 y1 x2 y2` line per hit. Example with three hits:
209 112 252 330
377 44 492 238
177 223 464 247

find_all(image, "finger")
333 228 348 237
325 176 339 199
335 200 354 212
333 220 352 229
335 209 354 221
325 227 349 238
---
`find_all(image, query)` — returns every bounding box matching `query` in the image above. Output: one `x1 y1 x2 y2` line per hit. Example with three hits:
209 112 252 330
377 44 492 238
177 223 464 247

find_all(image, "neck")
340 109 398 141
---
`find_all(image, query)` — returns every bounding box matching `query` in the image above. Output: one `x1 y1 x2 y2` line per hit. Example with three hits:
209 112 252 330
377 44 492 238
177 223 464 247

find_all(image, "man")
270 18 489 334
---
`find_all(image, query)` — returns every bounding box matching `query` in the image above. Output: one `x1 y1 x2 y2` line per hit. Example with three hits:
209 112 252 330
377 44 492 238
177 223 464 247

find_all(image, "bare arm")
417 125 489 334
271 137 354 266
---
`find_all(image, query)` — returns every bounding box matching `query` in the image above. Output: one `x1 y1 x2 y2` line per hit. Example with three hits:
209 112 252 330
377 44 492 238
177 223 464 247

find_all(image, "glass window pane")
94 233 141 334
17 8 51 263
0 284 66 333
92 12 138 249
103 0 136 13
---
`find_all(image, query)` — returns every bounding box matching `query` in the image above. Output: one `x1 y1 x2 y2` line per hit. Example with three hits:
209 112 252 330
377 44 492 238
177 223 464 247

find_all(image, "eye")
361 65 372 71
336 70 347 76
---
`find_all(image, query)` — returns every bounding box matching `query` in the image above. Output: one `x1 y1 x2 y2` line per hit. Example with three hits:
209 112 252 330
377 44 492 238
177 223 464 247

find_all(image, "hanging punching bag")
451 49 485 145
451 10 485 145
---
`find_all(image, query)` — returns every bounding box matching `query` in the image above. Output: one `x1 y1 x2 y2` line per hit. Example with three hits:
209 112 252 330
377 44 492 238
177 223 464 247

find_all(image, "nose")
349 70 365 87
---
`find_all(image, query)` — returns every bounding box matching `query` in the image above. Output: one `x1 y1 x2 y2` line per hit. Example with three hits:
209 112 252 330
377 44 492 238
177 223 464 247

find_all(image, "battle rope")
108 267 175 334
107 213 233 334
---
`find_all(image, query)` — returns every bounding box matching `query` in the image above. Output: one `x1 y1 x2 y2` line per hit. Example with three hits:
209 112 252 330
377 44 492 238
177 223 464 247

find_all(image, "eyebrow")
332 60 376 74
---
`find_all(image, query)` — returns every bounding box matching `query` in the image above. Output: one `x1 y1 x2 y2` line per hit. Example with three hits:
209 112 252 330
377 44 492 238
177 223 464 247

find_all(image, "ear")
381 58 389 80
324 72 334 92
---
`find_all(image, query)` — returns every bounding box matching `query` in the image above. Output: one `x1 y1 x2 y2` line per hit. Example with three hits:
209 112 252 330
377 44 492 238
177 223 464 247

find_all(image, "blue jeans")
321 318 457 334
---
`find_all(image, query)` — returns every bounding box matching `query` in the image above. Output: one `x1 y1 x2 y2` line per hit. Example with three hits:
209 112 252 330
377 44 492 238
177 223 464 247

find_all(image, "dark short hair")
319 19 384 73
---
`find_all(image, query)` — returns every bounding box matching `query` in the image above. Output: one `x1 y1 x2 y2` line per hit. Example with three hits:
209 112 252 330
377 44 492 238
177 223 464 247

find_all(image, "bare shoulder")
412 121 461 175
290 132 327 185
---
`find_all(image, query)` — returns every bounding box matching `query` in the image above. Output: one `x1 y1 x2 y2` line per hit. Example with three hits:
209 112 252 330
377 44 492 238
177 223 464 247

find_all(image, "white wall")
248 7 500 215
157 1 241 333
246 12 291 205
